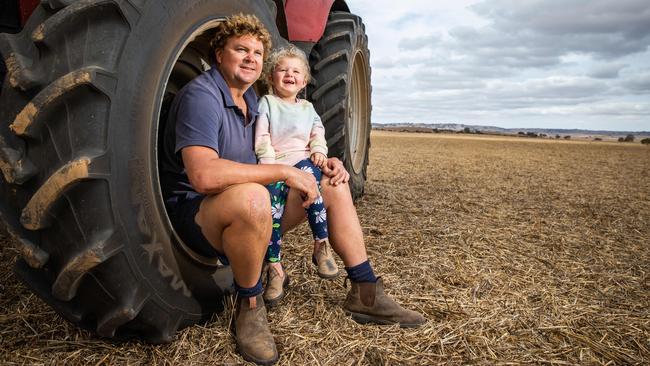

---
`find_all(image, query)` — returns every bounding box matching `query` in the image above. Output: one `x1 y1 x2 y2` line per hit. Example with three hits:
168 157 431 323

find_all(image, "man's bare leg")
282 179 425 328
281 179 367 267
196 183 271 287
195 183 278 363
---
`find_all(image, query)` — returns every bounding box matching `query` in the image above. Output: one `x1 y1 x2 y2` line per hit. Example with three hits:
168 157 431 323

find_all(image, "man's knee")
230 183 272 226
320 179 353 207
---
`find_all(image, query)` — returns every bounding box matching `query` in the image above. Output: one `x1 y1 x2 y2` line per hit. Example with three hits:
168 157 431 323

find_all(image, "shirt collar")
209 66 259 120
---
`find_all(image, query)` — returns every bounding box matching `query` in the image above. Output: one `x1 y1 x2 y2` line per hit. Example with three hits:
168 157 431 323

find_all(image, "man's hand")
284 166 319 208
310 152 327 168
321 157 350 186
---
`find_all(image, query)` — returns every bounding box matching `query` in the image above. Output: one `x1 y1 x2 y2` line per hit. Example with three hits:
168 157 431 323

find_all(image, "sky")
346 0 650 131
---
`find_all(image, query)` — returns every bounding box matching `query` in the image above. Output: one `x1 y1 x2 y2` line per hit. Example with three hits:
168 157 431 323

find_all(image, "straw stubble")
1 131 648 365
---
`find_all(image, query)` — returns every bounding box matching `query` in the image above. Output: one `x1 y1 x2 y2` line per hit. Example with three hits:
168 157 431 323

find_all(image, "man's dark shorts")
167 196 229 265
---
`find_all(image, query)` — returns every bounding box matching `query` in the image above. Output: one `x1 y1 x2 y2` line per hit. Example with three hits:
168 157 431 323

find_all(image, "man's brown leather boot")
343 277 425 328
234 294 278 365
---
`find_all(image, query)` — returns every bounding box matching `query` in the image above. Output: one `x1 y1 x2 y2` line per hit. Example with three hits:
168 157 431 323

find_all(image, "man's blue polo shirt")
160 67 259 204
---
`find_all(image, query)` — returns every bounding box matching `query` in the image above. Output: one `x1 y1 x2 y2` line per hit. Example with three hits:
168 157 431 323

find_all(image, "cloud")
372 54 430 69
470 0 650 59
398 33 442 50
471 0 650 37
620 72 650 92
349 0 650 130
588 63 627 79
399 1 650 71
487 77 609 101
389 11 432 29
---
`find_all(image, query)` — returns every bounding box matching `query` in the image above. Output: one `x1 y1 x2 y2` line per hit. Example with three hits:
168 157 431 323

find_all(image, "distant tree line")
516 131 548 138
461 127 482 134
375 126 650 143
618 134 635 142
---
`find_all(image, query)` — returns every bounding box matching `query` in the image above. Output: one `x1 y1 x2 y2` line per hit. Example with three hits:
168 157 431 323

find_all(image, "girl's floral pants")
265 158 329 262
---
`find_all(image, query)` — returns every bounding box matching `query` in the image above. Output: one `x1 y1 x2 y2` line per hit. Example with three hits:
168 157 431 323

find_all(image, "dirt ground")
1 131 648 365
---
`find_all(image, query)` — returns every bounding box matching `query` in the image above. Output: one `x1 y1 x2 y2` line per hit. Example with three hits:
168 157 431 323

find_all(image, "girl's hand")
321 157 350 186
310 152 327 168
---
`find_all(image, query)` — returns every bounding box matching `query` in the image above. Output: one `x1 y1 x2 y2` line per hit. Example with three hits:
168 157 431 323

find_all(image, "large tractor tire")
309 12 372 200
0 0 282 343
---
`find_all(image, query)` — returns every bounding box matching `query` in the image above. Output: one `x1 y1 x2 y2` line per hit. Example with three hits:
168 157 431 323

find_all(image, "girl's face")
270 56 308 101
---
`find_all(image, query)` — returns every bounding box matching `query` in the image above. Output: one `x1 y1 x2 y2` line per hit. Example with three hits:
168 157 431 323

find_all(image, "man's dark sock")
234 277 264 298
345 260 377 283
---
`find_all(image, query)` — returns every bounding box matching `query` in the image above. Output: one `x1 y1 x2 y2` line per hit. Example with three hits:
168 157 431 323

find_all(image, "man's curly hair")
209 13 272 64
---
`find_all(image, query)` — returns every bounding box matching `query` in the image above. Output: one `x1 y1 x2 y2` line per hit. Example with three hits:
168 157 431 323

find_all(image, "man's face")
216 35 264 90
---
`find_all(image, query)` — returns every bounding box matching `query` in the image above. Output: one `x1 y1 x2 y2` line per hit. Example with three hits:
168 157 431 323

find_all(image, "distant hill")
373 123 650 139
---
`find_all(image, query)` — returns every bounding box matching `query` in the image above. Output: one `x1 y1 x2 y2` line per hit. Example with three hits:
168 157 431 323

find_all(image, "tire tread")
0 32 42 90
32 0 126 43
52 231 121 301
10 66 110 137
308 12 371 200
21 158 91 230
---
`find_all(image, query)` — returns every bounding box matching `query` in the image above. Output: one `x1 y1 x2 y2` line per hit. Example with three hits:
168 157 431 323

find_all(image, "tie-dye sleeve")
254 97 276 164
308 106 328 157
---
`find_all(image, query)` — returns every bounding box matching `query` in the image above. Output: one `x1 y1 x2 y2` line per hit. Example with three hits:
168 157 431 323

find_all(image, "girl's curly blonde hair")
209 13 272 64
262 45 311 94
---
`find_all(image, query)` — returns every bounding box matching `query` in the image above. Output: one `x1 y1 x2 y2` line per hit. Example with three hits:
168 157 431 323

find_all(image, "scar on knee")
244 191 270 222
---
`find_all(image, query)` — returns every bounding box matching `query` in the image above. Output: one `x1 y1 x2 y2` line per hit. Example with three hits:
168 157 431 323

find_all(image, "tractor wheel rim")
155 18 224 267
348 50 369 174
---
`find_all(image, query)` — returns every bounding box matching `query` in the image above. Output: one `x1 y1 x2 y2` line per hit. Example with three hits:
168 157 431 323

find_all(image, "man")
161 14 425 365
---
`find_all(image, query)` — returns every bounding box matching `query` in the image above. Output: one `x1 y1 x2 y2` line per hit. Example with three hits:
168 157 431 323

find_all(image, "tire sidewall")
345 41 371 199
108 0 277 311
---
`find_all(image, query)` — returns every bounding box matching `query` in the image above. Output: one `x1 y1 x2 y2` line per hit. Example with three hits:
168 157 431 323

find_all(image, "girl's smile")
271 56 308 103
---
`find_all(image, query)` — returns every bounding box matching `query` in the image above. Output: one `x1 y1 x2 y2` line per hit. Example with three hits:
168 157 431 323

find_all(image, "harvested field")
1 130 649 365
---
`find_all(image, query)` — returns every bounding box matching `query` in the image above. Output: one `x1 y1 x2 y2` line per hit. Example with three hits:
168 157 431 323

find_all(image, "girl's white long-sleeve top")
254 94 328 166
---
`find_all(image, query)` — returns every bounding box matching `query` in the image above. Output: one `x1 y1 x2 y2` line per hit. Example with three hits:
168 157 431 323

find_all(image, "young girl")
255 46 338 306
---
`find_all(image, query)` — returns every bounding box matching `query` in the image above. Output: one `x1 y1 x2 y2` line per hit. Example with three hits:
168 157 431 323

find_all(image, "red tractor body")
17 0 343 42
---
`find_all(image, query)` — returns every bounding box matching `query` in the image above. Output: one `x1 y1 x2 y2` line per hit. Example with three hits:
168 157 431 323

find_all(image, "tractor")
0 0 371 342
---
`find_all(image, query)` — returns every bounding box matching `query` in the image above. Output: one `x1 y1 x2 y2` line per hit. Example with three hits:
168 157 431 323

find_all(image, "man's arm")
182 146 319 207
